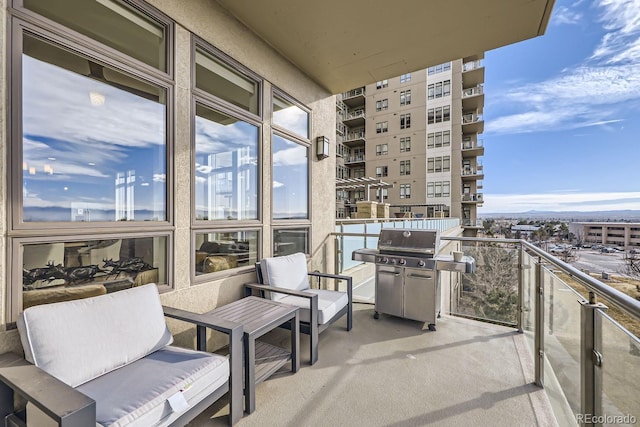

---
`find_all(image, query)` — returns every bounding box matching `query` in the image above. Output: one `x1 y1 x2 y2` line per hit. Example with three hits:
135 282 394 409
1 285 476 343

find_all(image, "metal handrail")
440 236 640 322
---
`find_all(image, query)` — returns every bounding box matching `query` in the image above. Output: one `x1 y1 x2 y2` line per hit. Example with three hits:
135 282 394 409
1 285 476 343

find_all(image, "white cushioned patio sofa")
0 284 243 426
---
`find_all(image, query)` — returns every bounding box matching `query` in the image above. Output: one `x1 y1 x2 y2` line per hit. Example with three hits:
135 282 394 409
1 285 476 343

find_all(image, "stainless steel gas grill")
352 229 475 331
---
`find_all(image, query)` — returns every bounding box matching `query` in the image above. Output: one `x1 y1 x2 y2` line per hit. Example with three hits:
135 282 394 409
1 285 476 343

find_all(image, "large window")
20 35 167 223
376 99 388 111
10 3 173 316
274 228 308 257
273 95 309 139
272 134 309 220
195 47 259 115
400 73 411 83
23 0 169 72
400 90 411 106
376 121 388 133
376 144 388 156
376 166 388 177
20 235 168 309
427 156 451 173
195 231 258 275
428 131 451 149
194 105 258 220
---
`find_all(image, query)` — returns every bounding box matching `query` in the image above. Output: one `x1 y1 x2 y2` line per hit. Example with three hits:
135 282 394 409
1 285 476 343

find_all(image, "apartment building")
336 56 485 236
571 222 640 248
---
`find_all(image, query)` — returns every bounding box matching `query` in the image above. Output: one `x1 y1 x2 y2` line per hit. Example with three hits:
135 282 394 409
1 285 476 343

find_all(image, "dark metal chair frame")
244 262 352 365
0 307 244 427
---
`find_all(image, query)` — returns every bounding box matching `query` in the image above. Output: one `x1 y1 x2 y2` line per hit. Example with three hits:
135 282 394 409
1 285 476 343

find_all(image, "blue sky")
482 0 640 213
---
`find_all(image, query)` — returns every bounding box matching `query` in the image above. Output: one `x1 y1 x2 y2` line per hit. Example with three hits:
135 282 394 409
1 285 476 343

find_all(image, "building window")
376 79 388 89
274 228 309 256
10 3 175 315
400 90 411 106
400 113 411 129
375 188 388 200
272 134 309 219
376 99 388 111
376 121 388 133
195 230 258 275
443 80 451 96
427 156 450 173
428 106 451 124
273 95 309 139
443 181 450 197
376 144 388 155
195 47 260 115
400 160 411 176
400 73 411 83
194 104 259 221
400 206 412 213
20 35 168 224
23 0 170 72
428 131 452 149
427 183 434 198
428 62 451 75
376 166 388 177
400 137 411 153
400 184 411 199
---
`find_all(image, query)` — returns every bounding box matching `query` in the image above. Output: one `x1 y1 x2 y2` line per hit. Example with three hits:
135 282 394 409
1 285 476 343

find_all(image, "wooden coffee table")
204 296 299 414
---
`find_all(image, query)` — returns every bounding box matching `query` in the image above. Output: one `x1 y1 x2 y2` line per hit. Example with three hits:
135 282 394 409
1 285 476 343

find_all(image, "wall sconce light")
316 136 330 160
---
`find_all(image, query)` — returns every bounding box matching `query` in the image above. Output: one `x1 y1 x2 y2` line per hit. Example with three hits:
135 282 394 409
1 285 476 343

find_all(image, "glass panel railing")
521 250 537 360
543 268 585 418
452 242 519 325
600 311 640 425
365 223 381 250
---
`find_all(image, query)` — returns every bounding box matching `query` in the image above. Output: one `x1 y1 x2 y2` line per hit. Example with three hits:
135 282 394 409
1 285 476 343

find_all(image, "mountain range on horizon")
479 209 640 221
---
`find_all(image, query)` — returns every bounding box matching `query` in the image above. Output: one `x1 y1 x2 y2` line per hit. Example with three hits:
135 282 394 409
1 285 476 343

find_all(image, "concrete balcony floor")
191 303 557 426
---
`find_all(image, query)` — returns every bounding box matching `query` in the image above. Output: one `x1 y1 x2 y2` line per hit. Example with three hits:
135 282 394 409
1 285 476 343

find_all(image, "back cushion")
17 283 173 388
261 252 309 300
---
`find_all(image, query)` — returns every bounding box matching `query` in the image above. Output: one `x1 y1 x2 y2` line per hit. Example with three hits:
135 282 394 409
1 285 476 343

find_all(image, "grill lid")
377 229 440 257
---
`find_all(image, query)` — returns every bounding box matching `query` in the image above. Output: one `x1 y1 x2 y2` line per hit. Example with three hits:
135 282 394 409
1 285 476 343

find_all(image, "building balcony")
336 122 346 136
462 219 483 228
461 168 484 180
461 85 484 111
462 193 483 203
461 139 484 157
342 110 366 127
462 59 485 88
342 130 366 146
341 87 366 108
344 155 366 165
462 113 484 134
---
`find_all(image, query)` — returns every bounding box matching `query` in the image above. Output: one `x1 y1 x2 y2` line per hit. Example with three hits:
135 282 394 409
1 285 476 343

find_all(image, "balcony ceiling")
215 0 555 93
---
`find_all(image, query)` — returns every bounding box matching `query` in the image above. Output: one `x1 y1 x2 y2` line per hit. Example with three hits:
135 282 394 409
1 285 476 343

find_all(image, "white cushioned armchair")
0 284 243 426
244 253 352 365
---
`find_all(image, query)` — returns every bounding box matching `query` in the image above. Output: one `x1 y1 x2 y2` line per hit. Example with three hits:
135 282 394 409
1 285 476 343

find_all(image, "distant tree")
620 251 640 278
458 244 519 323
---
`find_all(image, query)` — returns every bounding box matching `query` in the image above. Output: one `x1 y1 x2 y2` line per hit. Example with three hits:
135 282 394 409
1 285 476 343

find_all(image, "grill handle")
378 271 401 277
406 273 433 280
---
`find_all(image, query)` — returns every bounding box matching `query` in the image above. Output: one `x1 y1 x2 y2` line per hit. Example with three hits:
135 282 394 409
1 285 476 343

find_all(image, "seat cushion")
260 252 309 301
76 346 229 427
17 283 173 387
278 289 348 325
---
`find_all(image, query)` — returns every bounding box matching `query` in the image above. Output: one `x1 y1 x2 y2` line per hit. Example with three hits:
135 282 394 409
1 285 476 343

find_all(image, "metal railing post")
517 244 524 332
334 235 341 275
535 257 544 387
580 292 607 426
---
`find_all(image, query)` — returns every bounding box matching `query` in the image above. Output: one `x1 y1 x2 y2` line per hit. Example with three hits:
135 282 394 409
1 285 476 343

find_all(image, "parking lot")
569 248 630 277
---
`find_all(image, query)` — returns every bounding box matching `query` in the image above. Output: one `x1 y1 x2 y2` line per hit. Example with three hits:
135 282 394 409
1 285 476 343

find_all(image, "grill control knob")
380 257 389 264
399 259 407 265
417 260 426 267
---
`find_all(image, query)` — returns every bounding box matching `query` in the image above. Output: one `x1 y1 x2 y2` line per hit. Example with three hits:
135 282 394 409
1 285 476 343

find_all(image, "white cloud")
273 180 284 188
552 6 583 25
488 0 640 135
482 191 640 213
153 174 166 182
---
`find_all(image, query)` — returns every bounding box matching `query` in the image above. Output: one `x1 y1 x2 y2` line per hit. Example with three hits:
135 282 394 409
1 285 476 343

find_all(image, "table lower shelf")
254 340 291 384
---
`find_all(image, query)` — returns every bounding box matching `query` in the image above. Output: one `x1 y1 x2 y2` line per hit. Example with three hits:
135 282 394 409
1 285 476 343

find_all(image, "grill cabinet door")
375 266 403 317
403 269 436 323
